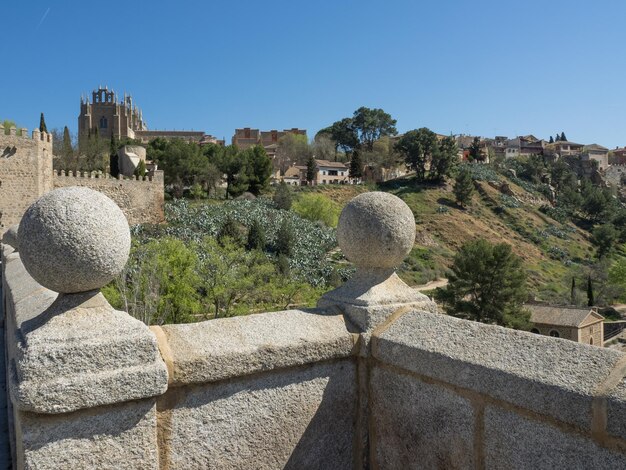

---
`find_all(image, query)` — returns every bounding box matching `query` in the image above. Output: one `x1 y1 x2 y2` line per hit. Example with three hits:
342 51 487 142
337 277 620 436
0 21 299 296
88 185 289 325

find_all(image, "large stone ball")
337 192 415 269
18 187 131 293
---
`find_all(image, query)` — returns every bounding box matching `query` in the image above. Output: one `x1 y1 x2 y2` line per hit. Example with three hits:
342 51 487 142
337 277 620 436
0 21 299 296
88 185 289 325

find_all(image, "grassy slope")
309 177 595 303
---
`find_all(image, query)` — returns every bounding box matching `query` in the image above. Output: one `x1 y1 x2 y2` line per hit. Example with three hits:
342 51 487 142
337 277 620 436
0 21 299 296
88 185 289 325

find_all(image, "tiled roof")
315 159 348 169
526 304 603 327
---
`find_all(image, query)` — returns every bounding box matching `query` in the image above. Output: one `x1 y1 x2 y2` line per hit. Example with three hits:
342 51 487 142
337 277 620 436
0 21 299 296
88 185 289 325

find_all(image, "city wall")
0 128 53 232
0 124 164 232
53 170 165 225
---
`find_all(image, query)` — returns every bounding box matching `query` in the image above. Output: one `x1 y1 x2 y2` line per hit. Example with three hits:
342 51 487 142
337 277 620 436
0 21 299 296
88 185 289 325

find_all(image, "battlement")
0 125 52 144
54 169 164 183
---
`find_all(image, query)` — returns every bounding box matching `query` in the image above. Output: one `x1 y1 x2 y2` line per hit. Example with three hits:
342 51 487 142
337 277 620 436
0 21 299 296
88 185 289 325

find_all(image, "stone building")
527 304 604 347
282 159 349 185
582 143 610 170
79 87 221 147
79 86 147 141
232 127 307 158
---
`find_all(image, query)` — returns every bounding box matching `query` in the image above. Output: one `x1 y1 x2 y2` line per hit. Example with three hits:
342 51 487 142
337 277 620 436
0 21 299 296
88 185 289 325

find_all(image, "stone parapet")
154 309 356 386
370 309 626 467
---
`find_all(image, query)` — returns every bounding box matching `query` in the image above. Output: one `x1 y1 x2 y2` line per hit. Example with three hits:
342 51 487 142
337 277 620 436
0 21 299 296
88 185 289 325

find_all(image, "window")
99 116 108 129
323 171 326 175
590 337 594 345
549 330 560 338
530 328 540 334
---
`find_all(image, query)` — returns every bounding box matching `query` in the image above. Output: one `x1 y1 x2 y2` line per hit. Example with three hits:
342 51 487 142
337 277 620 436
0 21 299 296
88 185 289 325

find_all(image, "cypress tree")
571 277 576 304
275 219 294 257
349 150 363 179
560 132 567 142
39 112 47 133
453 168 474 207
246 219 266 251
549 136 554 144
587 275 594 307
306 155 317 185
273 180 293 210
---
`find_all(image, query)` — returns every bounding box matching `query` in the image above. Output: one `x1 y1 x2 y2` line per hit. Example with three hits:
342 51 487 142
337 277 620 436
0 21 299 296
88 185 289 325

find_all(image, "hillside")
310 174 596 303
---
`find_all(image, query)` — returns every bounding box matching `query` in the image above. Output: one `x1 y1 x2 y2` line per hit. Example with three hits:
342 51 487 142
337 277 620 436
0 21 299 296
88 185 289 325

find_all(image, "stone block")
370 366 476 469
607 379 626 440
19 398 159 470
373 310 624 431
484 405 626 469
159 360 356 470
159 309 355 385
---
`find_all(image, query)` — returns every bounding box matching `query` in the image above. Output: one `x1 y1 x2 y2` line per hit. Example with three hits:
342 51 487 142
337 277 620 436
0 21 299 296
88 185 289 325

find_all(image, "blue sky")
2 0 626 147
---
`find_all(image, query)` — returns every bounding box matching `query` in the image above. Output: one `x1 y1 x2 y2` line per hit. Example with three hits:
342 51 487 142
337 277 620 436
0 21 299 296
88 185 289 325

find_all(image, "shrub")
292 193 341 227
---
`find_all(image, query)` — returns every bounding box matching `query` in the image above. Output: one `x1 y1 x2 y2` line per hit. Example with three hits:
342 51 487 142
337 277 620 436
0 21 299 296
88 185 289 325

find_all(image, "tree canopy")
436 239 530 329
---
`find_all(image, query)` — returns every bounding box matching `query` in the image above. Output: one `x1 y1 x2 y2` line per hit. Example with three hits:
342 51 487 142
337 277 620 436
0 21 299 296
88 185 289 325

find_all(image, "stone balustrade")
2 188 626 469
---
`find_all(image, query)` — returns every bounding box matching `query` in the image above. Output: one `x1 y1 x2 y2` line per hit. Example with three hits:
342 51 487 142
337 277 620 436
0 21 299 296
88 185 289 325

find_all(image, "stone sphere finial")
337 192 415 270
18 187 131 294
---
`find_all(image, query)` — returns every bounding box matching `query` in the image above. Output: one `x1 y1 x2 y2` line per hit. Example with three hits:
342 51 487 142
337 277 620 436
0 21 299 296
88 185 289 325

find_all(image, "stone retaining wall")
53 170 165 225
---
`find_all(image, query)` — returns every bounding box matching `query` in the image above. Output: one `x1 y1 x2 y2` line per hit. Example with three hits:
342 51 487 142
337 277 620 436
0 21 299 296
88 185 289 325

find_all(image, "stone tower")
78 86 147 141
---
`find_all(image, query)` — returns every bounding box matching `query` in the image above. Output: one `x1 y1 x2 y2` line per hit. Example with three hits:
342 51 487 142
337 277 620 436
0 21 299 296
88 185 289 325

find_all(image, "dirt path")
415 278 449 291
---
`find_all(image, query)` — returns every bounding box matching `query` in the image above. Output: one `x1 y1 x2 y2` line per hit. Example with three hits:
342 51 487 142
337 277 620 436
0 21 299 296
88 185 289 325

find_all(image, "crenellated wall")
53 170 165 225
0 127 53 233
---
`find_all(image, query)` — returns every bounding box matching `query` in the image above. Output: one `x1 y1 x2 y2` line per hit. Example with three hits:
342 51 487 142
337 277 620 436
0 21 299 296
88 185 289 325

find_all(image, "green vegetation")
103 198 352 324
435 239 530 329
292 193 341 227
273 181 293 210
394 128 458 182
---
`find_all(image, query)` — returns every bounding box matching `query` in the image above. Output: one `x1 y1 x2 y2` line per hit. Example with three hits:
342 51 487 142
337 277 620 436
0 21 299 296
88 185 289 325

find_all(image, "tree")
351 107 398 151
591 223 618 258
468 137 482 162
395 128 439 181
317 118 359 157
549 136 554 144
273 180 293 210
1 119 17 135
453 168 474 206
39 112 47 133
276 133 311 172
242 145 272 195
587 275 594 307
134 159 147 178
555 133 561 142
292 193 341 227
214 145 247 199
305 155 317 185
349 151 363 179
246 219 267 251
275 219 295 257
571 277 576 304
560 132 567 142
435 239 530 329
217 216 244 245
431 136 458 181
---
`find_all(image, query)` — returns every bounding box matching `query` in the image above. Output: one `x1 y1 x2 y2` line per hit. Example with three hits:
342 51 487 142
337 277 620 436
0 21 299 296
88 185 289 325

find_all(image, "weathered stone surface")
159 309 355 385
2 224 18 249
18 186 130 293
318 271 436 332
319 192 436 332
159 361 356 470
484 405 626 469
3 249 168 414
19 398 159 470
373 310 624 430
607 378 626 440
10 292 168 414
370 366 476 469
336 191 415 269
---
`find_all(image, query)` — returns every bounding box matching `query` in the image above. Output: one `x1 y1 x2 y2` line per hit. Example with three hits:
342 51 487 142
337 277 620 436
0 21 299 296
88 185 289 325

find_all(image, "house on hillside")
582 144 610 170
546 140 584 157
280 159 350 185
505 136 545 159
526 304 604 347
610 147 626 165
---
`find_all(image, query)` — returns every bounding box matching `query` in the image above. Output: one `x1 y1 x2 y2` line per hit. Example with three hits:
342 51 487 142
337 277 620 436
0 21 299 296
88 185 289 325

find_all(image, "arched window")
549 330 560 338
100 117 108 129
530 328 540 334
590 337 594 345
